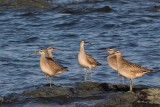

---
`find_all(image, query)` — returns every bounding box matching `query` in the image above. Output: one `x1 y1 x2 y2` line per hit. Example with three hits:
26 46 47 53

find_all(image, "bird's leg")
122 76 124 84
90 68 92 81
50 76 53 88
46 75 49 80
118 73 120 77
84 68 87 81
130 79 133 92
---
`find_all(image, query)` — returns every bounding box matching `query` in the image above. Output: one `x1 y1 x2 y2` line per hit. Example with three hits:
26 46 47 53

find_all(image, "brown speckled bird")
113 50 153 92
78 40 101 81
34 49 68 87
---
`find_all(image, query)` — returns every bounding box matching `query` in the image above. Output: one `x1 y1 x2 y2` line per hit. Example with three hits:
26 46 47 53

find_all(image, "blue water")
0 0 160 96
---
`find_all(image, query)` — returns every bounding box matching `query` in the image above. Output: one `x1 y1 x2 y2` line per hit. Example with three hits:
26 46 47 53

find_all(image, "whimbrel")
78 40 101 81
106 48 125 83
113 51 153 92
46 47 67 75
34 49 68 87
46 47 62 59
106 48 117 71
43 47 62 79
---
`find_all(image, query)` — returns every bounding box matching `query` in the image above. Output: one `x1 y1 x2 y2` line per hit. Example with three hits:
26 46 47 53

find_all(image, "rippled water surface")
0 0 160 96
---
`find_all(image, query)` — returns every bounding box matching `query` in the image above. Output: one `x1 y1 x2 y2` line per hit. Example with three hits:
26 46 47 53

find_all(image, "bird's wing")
47 58 67 74
122 59 152 73
86 54 101 65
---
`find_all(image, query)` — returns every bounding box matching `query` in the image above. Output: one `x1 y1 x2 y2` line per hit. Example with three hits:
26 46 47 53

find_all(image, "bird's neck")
80 45 85 53
40 53 47 62
116 55 122 71
47 50 53 59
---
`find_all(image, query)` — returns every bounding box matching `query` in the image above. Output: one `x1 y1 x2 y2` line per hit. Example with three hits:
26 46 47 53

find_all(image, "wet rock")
75 82 130 92
0 94 18 104
151 6 160 11
0 82 160 106
98 92 138 106
22 85 72 97
99 83 129 91
138 88 160 104
0 0 53 9
94 6 112 12
61 5 112 14
76 82 101 91
146 5 160 11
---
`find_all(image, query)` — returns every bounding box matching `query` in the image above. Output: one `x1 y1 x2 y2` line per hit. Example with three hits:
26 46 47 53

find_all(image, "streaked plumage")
46 47 62 59
113 50 153 92
46 47 68 75
35 49 67 87
78 40 101 81
107 48 117 71
47 47 54 59
86 54 101 67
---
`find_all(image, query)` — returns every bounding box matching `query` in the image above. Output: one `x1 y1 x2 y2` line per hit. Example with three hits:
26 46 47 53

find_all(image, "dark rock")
0 0 53 9
61 5 112 14
76 82 101 91
95 92 138 106
146 5 160 11
0 94 18 104
0 82 160 106
94 6 112 12
137 88 160 104
22 85 72 97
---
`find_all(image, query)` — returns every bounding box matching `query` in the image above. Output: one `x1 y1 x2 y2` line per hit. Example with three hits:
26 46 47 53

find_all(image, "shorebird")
78 40 101 81
106 48 125 83
46 47 62 59
113 50 153 92
42 47 62 80
34 49 68 87
106 48 117 71
46 47 67 75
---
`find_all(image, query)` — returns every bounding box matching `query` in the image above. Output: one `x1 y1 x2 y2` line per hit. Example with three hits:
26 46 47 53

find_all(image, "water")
0 0 160 96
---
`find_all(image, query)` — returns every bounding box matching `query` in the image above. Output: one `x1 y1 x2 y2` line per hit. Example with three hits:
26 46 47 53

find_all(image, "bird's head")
47 47 61 52
107 48 115 54
114 50 122 56
32 49 46 55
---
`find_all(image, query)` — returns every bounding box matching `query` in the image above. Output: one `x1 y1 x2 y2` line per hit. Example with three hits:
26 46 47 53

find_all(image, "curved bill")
84 40 92 45
53 48 63 51
32 51 39 54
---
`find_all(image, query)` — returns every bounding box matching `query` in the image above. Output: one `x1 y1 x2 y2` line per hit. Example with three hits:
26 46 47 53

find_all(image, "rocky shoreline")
0 0 160 12
0 0 53 9
0 82 160 106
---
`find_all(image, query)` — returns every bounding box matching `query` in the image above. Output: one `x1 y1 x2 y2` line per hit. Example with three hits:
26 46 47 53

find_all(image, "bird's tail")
96 62 102 66
63 67 68 71
143 68 154 74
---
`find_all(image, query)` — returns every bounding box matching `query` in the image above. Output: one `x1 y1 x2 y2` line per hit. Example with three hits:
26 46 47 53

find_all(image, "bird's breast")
78 52 90 68
107 57 117 70
40 60 54 76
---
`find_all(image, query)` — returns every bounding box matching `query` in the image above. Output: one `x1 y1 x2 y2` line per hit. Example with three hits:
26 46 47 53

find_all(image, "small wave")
16 12 37 16
54 19 79 28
